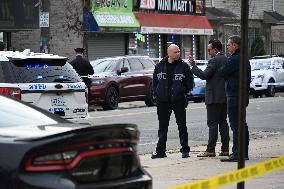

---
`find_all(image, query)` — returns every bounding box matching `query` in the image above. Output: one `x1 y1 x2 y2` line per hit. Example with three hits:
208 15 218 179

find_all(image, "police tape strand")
167 155 284 189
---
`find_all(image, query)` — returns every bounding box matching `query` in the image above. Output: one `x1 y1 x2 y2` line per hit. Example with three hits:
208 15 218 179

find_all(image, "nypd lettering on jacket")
153 57 194 102
157 72 185 81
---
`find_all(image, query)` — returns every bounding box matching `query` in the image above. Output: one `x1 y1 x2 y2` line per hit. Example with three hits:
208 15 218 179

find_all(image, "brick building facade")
11 0 84 60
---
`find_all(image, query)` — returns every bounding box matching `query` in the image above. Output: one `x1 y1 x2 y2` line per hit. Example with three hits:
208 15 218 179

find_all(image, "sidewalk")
139 134 284 189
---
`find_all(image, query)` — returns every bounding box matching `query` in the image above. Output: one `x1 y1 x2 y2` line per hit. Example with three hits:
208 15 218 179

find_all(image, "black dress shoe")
182 152 190 158
220 154 249 162
151 152 167 159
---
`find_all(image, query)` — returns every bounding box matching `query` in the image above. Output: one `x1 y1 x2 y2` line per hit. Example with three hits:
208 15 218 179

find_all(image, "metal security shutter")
87 33 126 60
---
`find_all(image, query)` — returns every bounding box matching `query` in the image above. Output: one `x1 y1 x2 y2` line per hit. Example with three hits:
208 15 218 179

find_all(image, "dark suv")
89 56 156 110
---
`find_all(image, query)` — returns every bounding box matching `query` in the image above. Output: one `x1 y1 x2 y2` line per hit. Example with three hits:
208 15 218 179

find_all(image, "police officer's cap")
74 47 85 53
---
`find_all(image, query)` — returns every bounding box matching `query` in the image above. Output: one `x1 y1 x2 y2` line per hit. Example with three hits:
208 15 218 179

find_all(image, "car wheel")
252 93 261 98
103 87 119 110
265 79 276 97
145 83 156 106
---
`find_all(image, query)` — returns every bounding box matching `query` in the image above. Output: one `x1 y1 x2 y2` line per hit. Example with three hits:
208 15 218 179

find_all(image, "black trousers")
227 97 249 156
206 103 230 152
156 99 190 154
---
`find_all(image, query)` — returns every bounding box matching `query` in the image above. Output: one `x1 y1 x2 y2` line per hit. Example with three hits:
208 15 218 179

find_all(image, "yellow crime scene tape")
167 155 284 189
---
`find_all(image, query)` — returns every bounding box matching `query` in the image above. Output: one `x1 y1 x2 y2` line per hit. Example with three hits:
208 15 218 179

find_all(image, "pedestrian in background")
0 41 6 51
188 39 230 157
218 35 251 162
151 44 194 159
69 47 94 88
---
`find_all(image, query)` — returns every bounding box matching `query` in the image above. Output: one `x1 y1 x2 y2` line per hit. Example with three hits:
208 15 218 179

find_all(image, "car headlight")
92 79 105 86
252 74 264 85
256 74 264 80
255 74 264 83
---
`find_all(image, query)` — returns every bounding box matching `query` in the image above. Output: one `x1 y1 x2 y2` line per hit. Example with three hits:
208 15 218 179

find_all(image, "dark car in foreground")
89 56 156 110
0 95 152 189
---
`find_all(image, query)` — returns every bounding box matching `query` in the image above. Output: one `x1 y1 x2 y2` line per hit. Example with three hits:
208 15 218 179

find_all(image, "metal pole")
238 0 249 188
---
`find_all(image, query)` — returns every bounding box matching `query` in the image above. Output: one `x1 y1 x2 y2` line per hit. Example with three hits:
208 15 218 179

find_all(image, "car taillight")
26 150 78 171
25 139 134 172
0 87 21 99
85 86 88 103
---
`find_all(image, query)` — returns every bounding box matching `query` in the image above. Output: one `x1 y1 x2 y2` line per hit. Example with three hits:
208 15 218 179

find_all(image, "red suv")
89 56 156 110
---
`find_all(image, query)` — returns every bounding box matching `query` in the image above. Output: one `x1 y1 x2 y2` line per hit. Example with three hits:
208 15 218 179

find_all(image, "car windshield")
0 96 57 127
92 59 117 73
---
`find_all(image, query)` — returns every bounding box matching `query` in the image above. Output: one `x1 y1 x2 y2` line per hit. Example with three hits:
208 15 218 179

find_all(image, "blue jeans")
227 97 249 156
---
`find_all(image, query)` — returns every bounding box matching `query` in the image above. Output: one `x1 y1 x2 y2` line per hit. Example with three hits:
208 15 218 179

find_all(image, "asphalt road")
84 94 284 154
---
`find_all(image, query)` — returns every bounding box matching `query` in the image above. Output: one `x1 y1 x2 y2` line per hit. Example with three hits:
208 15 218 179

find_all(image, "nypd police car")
0 49 88 119
250 56 284 97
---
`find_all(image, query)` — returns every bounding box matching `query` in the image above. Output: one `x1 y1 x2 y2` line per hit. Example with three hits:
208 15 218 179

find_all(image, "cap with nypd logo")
74 47 85 53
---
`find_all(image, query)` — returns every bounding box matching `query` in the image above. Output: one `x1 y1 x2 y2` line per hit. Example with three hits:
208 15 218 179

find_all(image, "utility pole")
238 0 249 188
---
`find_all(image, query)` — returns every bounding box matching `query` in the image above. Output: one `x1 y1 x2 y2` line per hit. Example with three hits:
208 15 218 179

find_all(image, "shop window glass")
149 35 159 58
182 35 193 59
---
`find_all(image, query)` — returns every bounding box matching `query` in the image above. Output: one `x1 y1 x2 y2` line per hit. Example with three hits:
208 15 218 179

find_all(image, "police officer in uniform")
69 48 94 87
151 44 194 159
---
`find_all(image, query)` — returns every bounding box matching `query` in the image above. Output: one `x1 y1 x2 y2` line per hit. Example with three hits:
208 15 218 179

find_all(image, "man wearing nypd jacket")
151 44 194 159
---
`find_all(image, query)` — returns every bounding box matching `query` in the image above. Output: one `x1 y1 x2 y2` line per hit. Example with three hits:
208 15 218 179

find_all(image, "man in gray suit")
188 39 229 157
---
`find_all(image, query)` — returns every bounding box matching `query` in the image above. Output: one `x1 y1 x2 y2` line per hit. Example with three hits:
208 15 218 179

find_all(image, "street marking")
139 141 157 146
167 155 284 189
91 106 205 119
89 97 284 119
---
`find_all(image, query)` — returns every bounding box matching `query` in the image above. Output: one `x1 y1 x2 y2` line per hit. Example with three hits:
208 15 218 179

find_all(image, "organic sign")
91 0 139 28
92 0 132 12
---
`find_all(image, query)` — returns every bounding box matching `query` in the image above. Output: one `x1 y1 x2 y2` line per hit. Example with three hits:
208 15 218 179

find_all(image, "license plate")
51 97 66 106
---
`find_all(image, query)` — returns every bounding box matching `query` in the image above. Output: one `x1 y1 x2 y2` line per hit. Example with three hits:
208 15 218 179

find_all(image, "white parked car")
0 50 88 119
250 56 284 97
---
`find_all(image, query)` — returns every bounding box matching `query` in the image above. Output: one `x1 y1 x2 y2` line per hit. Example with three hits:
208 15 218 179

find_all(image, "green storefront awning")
93 12 140 28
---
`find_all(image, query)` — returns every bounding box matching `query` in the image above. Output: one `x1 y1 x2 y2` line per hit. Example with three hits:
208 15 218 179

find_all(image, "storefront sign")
138 0 204 14
91 0 139 29
95 13 137 26
140 26 213 35
158 0 190 12
140 0 156 10
92 0 132 12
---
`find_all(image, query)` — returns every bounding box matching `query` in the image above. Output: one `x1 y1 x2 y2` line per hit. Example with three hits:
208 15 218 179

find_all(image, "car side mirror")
119 67 129 74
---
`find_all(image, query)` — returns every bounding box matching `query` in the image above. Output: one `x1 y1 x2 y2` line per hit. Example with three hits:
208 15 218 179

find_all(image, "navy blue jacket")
218 49 251 106
70 55 94 86
153 57 194 102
